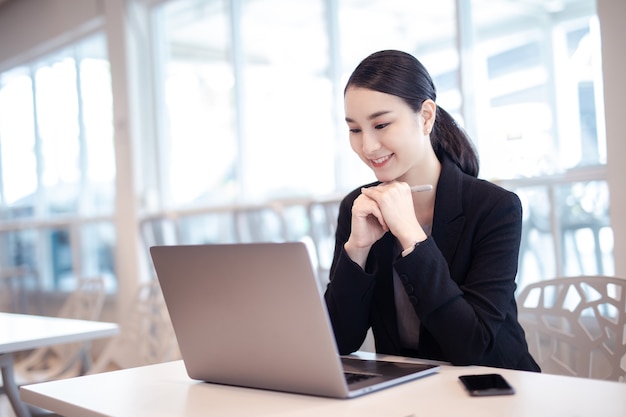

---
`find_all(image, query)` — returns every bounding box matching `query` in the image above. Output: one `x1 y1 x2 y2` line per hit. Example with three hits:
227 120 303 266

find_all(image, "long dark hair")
345 50 479 177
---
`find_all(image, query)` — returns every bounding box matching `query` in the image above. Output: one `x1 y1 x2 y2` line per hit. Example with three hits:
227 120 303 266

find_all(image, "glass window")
78 36 116 215
471 0 604 180
239 0 333 200
467 0 610 284
516 180 612 288
154 0 459 205
155 0 333 207
34 55 82 215
338 0 457 75
155 0 238 208
77 222 116 291
558 181 611 275
0 68 37 214
179 212 238 244
150 0 609 287
0 33 116 293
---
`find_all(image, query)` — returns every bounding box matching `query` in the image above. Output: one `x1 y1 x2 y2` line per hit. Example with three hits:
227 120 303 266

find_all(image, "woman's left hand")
360 182 427 252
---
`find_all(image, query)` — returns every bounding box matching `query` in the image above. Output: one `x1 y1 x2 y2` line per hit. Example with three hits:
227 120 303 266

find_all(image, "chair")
88 280 180 374
516 275 626 381
0 266 42 315
307 198 341 287
234 204 287 243
11 276 107 384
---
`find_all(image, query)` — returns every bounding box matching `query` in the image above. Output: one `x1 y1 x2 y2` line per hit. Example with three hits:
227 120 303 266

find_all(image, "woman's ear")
421 99 437 134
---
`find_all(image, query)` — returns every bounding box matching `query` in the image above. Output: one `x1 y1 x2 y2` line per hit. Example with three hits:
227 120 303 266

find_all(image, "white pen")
410 184 433 192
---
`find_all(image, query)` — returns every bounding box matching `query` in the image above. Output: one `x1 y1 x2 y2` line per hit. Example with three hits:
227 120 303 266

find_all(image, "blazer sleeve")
323 189 376 354
395 188 523 365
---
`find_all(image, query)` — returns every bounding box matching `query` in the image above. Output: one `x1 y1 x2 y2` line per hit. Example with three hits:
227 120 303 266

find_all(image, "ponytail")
432 106 479 177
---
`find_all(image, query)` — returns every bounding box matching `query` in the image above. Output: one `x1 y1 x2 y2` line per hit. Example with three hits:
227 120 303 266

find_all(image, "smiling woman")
344 88 439 186
324 50 541 372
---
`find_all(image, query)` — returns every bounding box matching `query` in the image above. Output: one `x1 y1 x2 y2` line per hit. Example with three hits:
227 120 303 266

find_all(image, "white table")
0 312 119 417
20 352 626 417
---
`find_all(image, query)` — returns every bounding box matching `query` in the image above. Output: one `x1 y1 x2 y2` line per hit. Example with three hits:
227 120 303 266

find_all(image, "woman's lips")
369 154 393 168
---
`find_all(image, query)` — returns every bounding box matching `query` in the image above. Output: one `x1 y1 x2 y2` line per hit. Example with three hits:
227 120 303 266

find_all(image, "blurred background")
0 0 622 318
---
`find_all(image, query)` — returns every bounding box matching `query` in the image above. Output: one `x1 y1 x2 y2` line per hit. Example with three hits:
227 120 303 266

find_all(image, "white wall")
597 0 626 277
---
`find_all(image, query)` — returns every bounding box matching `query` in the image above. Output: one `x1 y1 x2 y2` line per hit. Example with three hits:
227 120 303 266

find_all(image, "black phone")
459 373 515 396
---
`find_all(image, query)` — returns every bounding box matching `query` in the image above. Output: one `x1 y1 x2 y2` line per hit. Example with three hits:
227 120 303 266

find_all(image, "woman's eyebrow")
345 110 392 123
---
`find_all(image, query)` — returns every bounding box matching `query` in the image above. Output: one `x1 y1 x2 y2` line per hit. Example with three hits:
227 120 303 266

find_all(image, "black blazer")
324 155 540 372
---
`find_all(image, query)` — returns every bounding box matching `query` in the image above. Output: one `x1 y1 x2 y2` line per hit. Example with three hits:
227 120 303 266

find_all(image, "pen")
410 184 433 192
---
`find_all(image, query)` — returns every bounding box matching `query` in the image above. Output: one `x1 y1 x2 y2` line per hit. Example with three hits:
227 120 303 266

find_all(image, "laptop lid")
150 242 438 398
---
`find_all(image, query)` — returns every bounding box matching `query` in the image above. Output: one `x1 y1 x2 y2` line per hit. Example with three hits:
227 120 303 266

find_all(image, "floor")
0 393 18 417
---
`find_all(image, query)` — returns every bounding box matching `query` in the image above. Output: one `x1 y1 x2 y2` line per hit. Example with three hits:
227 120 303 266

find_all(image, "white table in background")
20 352 626 417
0 312 119 417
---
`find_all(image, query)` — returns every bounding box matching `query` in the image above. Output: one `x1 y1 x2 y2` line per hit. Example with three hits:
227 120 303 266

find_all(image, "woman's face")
344 86 433 184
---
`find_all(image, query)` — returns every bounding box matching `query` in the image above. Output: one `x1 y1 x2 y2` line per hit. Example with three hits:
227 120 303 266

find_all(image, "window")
472 1 604 179
152 0 458 207
466 0 610 283
153 0 238 208
0 0 612 316
148 0 609 286
153 0 335 208
0 33 116 293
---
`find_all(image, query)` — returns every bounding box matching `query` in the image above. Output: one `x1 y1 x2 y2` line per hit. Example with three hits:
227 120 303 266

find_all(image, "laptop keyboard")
344 371 378 384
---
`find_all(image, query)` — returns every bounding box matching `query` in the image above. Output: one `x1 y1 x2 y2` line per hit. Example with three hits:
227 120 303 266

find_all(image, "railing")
139 195 344 288
0 164 613 307
496 165 612 286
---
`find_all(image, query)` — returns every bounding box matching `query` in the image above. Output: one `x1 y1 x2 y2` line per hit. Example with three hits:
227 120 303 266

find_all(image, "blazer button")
405 284 414 294
408 296 418 306
400 274 409 284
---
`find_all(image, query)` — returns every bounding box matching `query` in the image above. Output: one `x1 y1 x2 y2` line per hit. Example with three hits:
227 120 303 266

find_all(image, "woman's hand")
359 182 426 254
344 191 388 268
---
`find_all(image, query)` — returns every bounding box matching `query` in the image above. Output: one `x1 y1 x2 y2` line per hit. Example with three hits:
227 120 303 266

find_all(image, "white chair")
0 266 41 314
517 275 626 381
234 205 287 243
11 276 107 384
307 198 341 287
88 280 180 373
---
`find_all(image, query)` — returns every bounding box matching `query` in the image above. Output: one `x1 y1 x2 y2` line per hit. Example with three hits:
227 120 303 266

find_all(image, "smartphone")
459 373 515 396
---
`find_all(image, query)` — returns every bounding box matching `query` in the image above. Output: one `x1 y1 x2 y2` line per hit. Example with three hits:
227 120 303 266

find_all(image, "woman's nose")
362 130 381 154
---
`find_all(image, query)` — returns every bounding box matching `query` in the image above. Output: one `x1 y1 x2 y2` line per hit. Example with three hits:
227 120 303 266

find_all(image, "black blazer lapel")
432 157 466 266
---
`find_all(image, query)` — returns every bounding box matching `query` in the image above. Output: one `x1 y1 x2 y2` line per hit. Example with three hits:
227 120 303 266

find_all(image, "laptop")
150 241 439 398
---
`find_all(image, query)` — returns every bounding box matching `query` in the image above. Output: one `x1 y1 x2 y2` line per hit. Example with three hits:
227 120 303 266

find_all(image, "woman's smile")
369 154 394 168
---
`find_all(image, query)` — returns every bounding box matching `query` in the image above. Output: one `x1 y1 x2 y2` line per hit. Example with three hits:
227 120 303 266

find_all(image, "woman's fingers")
360 182 422 243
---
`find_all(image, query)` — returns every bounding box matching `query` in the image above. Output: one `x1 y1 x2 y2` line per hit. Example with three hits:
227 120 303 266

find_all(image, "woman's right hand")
344 191 388 268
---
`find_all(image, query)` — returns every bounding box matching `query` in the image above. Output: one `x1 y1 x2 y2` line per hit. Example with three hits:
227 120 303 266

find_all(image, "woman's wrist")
401 239 424 257
399 229 427 256
344 241 370 269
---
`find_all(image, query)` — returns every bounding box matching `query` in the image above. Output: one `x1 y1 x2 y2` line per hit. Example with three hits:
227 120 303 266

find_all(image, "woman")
324 50 540 372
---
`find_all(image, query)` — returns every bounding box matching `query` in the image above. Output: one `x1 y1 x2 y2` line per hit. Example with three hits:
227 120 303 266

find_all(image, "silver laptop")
150 242 439 398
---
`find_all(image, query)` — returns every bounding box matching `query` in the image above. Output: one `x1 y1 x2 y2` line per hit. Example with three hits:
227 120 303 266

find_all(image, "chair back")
58 276 106 320
517 275 626 381
12 276 107 383
89 280 180 373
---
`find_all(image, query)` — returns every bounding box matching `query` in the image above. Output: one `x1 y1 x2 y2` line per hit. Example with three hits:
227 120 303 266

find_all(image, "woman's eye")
375 123 389 130
349 128 361 134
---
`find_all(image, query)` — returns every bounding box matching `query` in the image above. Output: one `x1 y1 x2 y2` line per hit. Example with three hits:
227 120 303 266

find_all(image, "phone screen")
459 373 515 396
